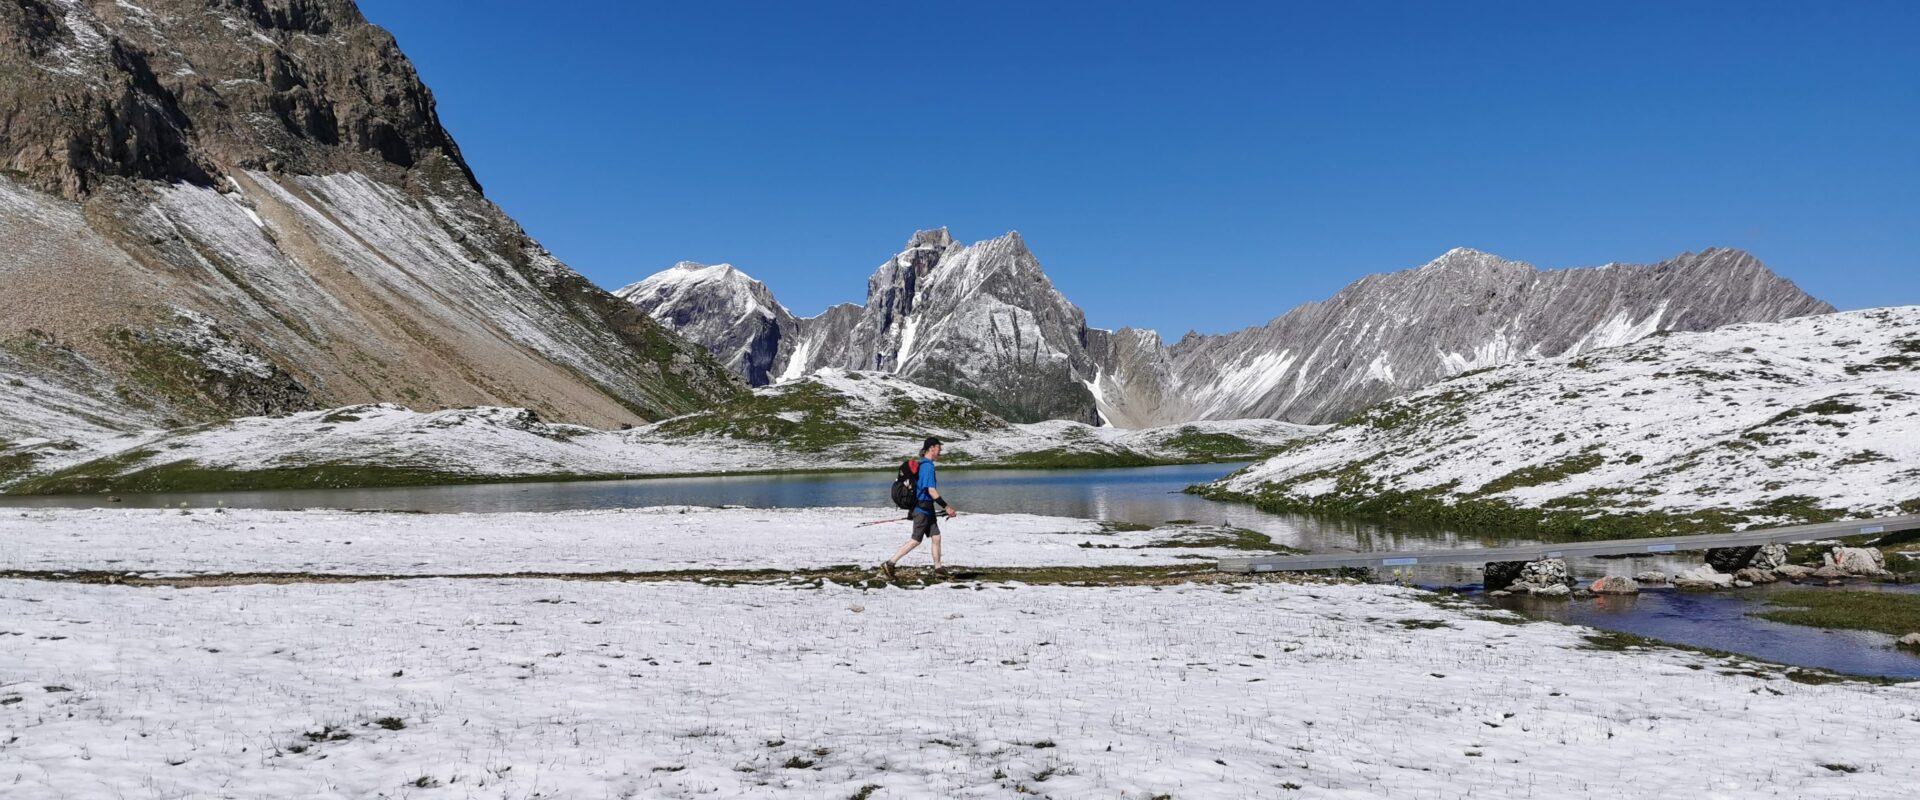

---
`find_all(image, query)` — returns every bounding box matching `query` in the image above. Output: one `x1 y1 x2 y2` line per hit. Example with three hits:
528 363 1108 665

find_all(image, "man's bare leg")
930 535 943 570
886 538 920 568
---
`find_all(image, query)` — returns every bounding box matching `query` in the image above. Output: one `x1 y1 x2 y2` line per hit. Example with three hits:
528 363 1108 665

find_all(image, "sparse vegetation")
1751 590 1920 637
1475 451 1606 496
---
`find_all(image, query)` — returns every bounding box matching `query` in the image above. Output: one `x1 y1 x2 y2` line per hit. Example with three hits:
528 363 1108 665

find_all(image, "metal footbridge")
1217 515 1920 574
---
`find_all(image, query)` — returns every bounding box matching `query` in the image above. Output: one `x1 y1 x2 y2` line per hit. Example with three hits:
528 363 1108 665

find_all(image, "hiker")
880 437 957 579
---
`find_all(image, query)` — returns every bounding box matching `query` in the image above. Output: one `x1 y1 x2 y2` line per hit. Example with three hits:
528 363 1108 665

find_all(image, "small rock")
1774 564 1817 579
1532 583 1572 598
1573 588 1593 599
1487 590 1513 598
1812 565 1850 580
1671 565 1735 591
1733 580 1754 588
1633 571 1668 585
1506 583 1534 595
1897 633 1920 650
1519 559 1571 588
1734 567 1777 584
1590 576 1641 595
847 605 864 613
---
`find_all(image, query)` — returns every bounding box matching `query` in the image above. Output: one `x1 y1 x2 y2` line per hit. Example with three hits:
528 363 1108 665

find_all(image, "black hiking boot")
880 561 897 581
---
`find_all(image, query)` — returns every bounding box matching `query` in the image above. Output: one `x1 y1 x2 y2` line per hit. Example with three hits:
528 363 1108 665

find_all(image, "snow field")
0 506 1261 576
1218 307 1920 521
5 578 1918 798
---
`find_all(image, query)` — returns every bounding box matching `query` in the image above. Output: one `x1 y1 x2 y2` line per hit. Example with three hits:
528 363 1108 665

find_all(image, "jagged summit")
1409 248 1532 278
905 227 958 250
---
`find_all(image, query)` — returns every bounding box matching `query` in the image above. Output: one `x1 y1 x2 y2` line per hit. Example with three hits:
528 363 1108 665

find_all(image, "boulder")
1519 559 1571 588
1484 561 1528 592
1812 565 1850 580
1898 633 1920 650
1590 576 1641 595
1670 565 1735 590
1752 544 1790 571
1825 547 1890 577
1774 564 1817 580
1706 546 1762 573
1633 571 1668 585
1733 567 1778 585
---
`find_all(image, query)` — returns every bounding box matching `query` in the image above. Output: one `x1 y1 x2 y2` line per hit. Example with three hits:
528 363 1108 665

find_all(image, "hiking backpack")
890 458 922 510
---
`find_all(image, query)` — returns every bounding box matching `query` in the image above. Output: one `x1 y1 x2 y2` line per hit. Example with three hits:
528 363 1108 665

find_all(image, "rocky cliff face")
630 234 1831 428
0 0 743 439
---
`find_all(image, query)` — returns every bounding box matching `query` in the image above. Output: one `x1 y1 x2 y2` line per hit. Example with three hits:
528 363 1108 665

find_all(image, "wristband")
934 497 949 508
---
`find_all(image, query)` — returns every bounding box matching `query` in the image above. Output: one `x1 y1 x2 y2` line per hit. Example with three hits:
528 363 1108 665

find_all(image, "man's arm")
927 487 957 517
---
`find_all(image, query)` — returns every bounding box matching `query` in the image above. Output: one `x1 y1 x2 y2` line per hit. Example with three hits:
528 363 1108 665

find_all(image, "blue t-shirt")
915 459 938 506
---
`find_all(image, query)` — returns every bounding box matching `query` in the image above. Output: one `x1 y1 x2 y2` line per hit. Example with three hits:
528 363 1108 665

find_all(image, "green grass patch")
0 447 40 485
1157 427 1276 461
1476 451 1606 496
8 455 535 495
989 447 1163 470
651 381 859 451
1751 590 1920 637
1194 479 1849 542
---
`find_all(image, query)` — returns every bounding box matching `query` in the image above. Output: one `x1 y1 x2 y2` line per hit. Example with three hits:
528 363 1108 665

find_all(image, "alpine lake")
5 461 1915 679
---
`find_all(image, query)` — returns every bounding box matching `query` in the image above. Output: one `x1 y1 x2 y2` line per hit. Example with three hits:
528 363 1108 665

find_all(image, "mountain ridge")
627 232 1833 427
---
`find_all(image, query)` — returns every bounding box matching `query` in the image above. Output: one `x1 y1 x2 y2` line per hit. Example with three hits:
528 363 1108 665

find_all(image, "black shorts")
911 506 941 541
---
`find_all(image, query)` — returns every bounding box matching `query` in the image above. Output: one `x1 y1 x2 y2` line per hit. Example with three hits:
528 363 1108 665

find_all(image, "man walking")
881 437 957 579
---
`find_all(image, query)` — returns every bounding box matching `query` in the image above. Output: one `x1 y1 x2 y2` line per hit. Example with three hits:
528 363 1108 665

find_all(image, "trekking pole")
854 516 911 528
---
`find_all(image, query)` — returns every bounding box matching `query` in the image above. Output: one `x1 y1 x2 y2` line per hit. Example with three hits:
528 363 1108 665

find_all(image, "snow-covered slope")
1200 307 1920 537
630 234 1828 429
3 370 1321 493
0 0 742 440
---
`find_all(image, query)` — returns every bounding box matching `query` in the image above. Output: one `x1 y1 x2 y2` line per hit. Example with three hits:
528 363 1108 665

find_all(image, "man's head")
921 437 943 459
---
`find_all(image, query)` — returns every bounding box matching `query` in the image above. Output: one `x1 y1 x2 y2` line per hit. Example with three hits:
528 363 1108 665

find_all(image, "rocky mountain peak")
905 227 958 251
0 0 746 436
2 0 476 200
1416 247 1529 274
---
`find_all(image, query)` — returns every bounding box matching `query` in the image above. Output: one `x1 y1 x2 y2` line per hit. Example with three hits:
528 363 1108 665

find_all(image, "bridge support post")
1484 561 1528 591
1705 546 1761 573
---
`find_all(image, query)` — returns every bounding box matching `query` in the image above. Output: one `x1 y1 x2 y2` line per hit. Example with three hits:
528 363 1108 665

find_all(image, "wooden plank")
1217 514 1920 573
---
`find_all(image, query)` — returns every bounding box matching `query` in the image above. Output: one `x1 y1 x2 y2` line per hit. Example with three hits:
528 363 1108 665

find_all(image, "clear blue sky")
360 0 1917 336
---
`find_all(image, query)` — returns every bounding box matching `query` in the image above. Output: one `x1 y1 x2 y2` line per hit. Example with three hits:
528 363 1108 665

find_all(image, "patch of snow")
2 575 1916 796
1219 307 1920 524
